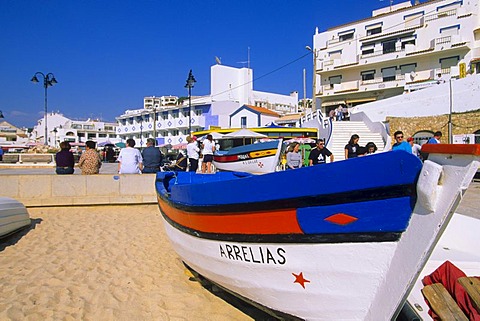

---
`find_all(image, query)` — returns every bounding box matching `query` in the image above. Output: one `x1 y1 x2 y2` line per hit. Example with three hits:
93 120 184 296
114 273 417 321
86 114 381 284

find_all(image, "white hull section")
407 213 480 320
214 154 280 174
0 197 30 238
161 153 479 320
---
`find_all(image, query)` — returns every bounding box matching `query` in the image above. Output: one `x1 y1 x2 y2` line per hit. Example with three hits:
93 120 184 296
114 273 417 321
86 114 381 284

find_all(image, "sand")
0 205 253 321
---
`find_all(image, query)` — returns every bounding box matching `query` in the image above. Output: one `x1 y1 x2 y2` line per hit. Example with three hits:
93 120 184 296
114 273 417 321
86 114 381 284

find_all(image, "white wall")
211 65 252 104
350 74 480 122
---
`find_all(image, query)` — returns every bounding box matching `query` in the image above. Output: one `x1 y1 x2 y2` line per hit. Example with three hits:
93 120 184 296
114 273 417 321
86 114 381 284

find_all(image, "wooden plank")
458 277 480 313
422 283 469 321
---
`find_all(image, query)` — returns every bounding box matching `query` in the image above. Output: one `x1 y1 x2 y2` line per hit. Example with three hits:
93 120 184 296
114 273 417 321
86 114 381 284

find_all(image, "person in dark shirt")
55 141 75 174
344 134 361 159
141 138 163 173
309 139 334 165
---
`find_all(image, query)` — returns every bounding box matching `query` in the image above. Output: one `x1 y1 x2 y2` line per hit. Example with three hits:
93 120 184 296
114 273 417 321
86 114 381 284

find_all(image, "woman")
344 134 360 159
78 140 102 175
286 143 302 169
201 134 215 173
186 136 200 172
118 138 143 174
55 141 75 174
365 142 377 155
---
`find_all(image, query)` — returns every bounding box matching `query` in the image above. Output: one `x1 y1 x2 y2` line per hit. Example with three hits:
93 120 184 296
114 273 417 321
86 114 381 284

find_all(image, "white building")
115 64 299 147
312 0 480 114
31 112 118 147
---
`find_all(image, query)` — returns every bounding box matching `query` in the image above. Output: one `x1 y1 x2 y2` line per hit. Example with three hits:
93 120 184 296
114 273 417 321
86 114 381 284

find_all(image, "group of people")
186 134 215 173
55 133 218 175
286 138 335 170
328 106 349 122
392 130 442 157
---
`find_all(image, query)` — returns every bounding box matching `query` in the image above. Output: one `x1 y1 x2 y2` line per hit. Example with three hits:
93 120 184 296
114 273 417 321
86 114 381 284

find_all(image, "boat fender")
416 160 443 213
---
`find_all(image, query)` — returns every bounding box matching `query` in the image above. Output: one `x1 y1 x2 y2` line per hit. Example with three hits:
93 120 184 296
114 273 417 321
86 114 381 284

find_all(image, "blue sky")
1 0 392 127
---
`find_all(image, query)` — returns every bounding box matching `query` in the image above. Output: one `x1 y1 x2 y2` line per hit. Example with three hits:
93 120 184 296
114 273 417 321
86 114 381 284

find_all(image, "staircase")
328 121 385 161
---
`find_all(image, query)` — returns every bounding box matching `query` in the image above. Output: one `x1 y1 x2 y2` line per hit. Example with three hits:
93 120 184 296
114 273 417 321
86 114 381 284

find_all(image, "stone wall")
386 109 480 142
1 174 158 207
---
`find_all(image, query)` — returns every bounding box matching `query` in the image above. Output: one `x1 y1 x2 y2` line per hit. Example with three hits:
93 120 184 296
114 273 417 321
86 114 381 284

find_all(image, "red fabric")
422 260 480 321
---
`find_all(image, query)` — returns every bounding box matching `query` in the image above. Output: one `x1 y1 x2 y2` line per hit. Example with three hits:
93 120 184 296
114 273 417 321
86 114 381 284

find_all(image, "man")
427 131 442 144
78 140 102 175
118 138 143 174
309 139 334 165
392 131 412 153
141 138 162 173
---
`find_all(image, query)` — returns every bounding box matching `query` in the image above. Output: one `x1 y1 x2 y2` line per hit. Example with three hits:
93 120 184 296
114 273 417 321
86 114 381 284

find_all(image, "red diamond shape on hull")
324 213 358 225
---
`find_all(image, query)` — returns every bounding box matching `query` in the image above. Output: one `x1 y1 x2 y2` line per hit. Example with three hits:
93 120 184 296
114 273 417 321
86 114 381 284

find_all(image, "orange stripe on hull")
422 144 480 155
158 196 303 235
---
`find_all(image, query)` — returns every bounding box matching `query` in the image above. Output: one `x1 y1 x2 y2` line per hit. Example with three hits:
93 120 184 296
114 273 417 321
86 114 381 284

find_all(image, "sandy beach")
0 181 478 321
0 205 255 321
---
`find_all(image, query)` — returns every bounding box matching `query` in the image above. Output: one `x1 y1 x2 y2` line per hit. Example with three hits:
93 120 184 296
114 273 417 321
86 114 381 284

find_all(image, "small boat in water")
155 144 480 320
213 139 282 174
0 197 30 238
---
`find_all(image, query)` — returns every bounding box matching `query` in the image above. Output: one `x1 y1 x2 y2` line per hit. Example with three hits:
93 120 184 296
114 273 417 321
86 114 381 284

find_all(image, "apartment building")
31 112 118 147
116 64 299 147
312 0 479 114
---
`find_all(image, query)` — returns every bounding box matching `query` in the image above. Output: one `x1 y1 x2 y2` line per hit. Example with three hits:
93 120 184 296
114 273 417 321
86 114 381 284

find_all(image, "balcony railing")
424 8 457 22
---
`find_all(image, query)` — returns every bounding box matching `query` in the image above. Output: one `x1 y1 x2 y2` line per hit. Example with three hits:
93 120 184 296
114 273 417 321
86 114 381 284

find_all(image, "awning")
321 100 345 107
346 97 377 104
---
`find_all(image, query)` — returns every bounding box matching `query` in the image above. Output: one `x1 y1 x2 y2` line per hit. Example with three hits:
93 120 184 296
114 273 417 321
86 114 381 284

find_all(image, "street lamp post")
185 70 197 136
53 128 58 148
306 46 317 112
31 72 58 145
139 115 144 151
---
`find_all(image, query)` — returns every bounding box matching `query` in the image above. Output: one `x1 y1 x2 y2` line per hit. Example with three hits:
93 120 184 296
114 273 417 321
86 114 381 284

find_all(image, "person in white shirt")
186 136 200 172
117 138 143 174
201 134 215 173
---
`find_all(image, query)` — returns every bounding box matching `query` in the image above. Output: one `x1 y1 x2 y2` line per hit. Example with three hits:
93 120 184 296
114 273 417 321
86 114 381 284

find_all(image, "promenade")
0 165 478 320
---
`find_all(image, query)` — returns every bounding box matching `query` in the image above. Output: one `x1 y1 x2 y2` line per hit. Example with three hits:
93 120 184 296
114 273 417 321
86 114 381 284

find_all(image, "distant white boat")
0 197 30 238
213 140 282 174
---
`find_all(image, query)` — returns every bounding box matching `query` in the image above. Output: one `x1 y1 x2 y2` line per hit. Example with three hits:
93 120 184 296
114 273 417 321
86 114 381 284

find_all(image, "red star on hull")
292 272 310 289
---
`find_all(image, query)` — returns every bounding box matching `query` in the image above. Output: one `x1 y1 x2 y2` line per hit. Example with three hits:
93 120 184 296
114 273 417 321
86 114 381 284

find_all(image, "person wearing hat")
186 136 200 173
407 137 422 158
141 138 163 173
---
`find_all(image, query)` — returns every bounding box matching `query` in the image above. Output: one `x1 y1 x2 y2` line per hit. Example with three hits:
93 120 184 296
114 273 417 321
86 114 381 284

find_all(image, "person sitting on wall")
55 141 75 175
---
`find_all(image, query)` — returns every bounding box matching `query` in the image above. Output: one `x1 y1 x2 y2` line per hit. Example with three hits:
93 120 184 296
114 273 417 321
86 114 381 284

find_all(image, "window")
99 133 107 138
328 75 342 88
105 126 114 131
78 133 85 137
366 23 382 36
400 63 417 75
401 36 416 49
329 50 342 60
87 133 96 139
361 45 374 55
171 130 179 136
172 111 179 119
361 70 375 81
71 124 82 129
338 29 354 41
381 66 397 82
440 25 460 36
440 56 459 70
83 125 94 130
241 117 247 128
382 39 397 54
195 109 203 116
404 12 423 28
162 113 168 120
143 114 150 121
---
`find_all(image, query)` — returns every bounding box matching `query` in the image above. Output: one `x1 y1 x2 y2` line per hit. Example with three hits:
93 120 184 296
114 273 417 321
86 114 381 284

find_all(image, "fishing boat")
213 139 282 174
155 144 480 320
0 197 30 238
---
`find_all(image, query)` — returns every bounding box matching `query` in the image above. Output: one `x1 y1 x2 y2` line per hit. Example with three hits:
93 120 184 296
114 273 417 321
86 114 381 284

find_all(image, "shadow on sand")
0 218 43 252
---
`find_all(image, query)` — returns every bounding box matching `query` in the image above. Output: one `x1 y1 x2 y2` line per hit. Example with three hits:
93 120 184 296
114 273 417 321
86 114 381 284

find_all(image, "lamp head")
31 75 39 83
50 77 58 85
184 69 197 88
0 110 4 119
